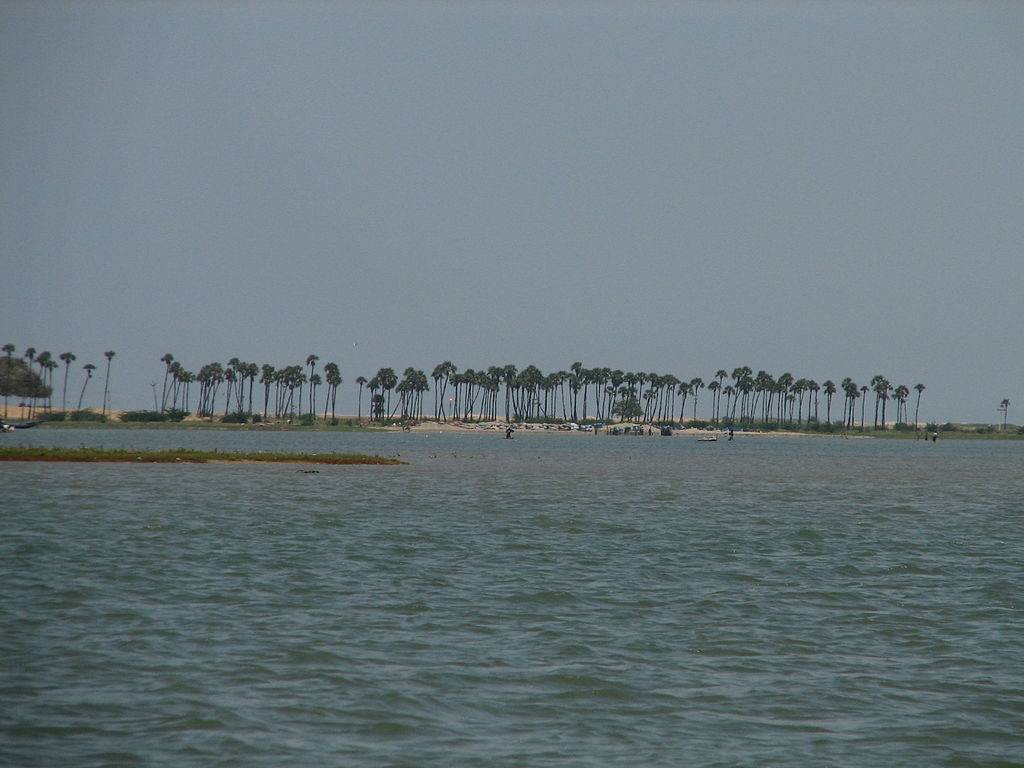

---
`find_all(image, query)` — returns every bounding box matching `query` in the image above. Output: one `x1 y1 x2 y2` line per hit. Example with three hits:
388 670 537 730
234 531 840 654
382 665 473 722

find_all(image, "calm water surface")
2 429 1023 766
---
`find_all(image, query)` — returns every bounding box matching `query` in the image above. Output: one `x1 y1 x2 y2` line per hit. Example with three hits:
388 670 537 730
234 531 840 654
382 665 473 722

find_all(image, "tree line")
0 343 939 430
151 354 929 431
2 344 115 420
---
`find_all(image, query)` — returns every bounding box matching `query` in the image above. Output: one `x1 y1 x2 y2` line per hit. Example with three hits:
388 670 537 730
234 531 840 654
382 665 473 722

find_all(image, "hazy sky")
2 1 1022 422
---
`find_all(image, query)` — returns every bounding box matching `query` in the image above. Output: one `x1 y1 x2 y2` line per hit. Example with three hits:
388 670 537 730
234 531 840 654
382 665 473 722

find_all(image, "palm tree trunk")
101 360 112 416
77 377 90 410
62 365 71 412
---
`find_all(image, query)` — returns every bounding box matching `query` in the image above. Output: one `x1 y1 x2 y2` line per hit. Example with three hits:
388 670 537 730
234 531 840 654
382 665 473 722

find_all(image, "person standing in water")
505 426 514 439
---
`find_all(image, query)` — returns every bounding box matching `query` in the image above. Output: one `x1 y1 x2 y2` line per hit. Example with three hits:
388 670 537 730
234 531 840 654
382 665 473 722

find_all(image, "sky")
2 1 1022 422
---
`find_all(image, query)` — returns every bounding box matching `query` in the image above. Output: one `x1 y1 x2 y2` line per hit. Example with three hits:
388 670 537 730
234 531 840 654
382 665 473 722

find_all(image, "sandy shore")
0 404 871 438
395 419 853 437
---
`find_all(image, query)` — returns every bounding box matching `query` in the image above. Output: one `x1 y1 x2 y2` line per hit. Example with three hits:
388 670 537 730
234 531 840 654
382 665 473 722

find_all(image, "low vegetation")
0 447 404 465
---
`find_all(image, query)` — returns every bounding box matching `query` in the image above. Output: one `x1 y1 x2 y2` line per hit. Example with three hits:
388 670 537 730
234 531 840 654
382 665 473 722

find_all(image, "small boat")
697 435 718 442
2 421 37 431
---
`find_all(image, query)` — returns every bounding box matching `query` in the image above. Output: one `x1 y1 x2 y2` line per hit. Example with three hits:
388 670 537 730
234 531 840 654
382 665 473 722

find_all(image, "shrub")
329 418 339 426
37 411 69 422
299 414 315 426
221 412 248 424
251 413 262 423
70 410 106 421
164 409 188 422
120 410 167 422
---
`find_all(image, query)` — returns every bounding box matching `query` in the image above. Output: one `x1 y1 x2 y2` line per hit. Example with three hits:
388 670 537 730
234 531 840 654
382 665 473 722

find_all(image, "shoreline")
4 405 1020 440
0 447 405 465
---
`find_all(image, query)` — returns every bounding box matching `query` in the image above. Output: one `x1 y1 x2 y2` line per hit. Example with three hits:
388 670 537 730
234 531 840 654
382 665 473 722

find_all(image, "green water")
2 430 1022 766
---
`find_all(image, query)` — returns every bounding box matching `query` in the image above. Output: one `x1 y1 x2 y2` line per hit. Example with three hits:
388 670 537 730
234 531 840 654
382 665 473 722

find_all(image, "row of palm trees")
3 344 115 419
150 355 929 429
352 361 927 430
157 353 344 420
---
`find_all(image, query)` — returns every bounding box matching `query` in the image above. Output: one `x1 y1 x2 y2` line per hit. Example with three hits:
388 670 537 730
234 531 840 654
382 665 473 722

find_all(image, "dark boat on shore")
1 421 37 432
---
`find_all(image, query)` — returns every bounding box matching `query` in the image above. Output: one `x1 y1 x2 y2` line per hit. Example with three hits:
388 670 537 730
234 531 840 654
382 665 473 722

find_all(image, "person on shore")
505 426 514 439
728 428 734 441
932 431 938 443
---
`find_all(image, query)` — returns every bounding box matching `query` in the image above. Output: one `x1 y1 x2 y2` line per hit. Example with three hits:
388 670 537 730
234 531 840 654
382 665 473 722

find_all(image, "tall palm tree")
860 384 869 430
999 398 1010 431
59 352 76 412
376 368 398 420
689 377 704 421
159 353 175 412
77 363 96 410
44 359 58 411
323 362 341 419
101 351 115 417
23 348 36 416
822 380 836 425
260 364 276 419
913 384 926 431
305 354 319 416
356 376 367 421
2 343 13 419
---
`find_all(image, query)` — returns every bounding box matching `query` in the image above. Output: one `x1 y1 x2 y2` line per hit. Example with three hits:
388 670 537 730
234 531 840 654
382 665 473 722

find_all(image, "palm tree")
159 353 175 412
23 348 36 416
100 350 115 417
59 352 76 412
893 385 910 426
323 362 342 420
870 375 887 429
356 375 367 421
260 364 276 419
305 354 319 416
376 368 398 420
689 377 704 421
819 380 835 425
44 358 58 411
77 363 96 410
860 385 869 430
913 384 926 431
999 398 1010 431
1 343 14 419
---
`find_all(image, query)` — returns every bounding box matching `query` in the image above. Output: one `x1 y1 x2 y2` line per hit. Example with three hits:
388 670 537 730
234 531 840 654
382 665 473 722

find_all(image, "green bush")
299 414 315 426
37 411 69 422
70 410 106 421
221 412 248 424
120 410 168 422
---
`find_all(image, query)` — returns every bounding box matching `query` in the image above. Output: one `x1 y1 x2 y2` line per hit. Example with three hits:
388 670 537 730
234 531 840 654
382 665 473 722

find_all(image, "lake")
2 428 1022 766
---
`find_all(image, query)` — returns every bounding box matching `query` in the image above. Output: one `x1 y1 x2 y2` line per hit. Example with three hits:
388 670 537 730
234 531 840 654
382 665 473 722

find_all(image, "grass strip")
0 447 404 465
